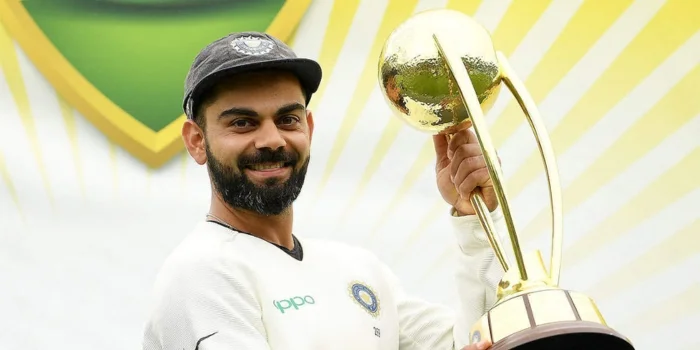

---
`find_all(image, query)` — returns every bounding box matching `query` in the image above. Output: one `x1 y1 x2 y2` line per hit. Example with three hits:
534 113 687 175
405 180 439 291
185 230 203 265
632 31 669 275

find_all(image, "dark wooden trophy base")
490 321 634 350
469 288 635 350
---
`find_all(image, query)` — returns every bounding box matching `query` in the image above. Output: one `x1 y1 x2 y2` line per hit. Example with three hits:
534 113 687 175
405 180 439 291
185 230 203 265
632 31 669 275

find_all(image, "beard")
206 144 310 216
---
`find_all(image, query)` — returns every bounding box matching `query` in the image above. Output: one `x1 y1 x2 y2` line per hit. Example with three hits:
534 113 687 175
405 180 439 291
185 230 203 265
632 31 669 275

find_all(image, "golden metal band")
496 51 564 286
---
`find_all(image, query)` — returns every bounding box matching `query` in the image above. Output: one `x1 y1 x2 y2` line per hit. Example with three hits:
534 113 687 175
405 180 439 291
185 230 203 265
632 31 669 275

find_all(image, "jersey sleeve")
141 257 271 350
377 209 505 350
449 208 507 347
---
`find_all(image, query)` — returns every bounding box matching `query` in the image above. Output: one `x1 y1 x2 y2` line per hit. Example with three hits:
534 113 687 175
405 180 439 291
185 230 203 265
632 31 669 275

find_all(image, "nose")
254 120 286 150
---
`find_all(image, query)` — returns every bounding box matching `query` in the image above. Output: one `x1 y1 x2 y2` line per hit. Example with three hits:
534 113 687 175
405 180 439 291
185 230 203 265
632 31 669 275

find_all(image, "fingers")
477 340 492 350
448 128 501 164
453 153 489 190
460 340 492 350
450 143 484 181
447 128 492 197
458 168 491 197
448 128 477 159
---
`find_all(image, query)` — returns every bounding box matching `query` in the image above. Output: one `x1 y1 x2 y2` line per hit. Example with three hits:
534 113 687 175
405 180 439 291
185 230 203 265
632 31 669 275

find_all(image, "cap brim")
185 57 322 117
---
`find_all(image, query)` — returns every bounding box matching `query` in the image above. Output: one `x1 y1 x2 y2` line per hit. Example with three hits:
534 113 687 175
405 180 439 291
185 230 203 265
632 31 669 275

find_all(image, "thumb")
433 134 449 158
432 134 450 169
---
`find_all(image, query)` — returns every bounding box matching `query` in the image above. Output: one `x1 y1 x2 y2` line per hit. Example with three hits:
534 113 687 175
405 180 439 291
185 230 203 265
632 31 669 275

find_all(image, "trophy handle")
496 51 564 285
432 34 529 282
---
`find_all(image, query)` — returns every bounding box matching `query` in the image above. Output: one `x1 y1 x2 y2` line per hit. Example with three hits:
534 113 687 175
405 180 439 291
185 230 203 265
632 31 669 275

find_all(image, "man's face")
197 71 313 216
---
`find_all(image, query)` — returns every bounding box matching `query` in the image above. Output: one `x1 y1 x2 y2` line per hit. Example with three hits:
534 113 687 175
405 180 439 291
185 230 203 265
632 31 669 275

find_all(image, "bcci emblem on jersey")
348 282 380 318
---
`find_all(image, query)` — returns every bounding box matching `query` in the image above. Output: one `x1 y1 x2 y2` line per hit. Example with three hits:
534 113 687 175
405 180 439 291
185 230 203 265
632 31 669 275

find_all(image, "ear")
306 109 315 143
182 119 207 165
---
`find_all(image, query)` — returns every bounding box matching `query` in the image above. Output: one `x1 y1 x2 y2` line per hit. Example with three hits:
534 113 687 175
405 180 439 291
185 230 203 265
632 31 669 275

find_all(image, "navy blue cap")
183 31 322 119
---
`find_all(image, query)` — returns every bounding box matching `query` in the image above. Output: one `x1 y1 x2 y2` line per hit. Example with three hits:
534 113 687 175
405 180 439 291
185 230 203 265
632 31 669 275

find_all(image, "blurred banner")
0 0 698 349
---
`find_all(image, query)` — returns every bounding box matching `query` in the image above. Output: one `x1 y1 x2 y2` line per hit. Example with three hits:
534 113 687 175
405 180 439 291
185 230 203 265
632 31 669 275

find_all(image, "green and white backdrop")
0 0 698 349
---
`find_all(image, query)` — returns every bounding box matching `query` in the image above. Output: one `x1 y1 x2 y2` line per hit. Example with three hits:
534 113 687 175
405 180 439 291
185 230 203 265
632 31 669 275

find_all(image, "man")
142 31 506 350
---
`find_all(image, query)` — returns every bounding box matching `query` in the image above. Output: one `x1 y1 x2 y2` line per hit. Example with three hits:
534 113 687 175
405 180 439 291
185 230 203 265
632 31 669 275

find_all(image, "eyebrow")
218 102 306 119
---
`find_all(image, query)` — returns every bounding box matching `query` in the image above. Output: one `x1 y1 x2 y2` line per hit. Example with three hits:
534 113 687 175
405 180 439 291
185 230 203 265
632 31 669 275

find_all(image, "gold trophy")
378 9 634 349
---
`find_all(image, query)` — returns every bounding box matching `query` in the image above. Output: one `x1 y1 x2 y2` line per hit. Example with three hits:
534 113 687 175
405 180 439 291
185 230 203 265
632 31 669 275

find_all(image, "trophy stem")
469 190 510 271
495 52 564 286
432 34 528 282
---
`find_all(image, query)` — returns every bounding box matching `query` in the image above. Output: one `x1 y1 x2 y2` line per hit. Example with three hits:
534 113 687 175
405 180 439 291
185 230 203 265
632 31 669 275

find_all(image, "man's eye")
279 116 299 125
232 119 252 128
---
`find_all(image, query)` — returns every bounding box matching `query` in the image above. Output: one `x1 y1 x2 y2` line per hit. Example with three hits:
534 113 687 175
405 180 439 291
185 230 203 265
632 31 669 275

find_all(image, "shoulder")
149 222 260 296
142 224 271 347
160 222 248 265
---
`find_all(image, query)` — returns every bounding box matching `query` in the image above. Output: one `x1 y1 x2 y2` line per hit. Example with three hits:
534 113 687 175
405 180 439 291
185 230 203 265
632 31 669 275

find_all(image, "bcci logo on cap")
231 36 275 56
348 281 381 318
0 0 310 168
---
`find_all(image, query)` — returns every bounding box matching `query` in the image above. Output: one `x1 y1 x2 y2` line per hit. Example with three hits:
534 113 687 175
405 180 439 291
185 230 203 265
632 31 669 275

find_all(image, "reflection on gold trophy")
378 9 635 350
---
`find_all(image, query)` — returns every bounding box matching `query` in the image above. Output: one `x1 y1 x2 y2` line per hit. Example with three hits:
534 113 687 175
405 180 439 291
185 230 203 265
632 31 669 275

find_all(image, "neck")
208 194 295 250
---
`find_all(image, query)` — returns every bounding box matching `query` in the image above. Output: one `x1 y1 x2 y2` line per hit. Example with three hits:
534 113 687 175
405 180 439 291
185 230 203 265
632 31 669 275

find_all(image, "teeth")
249 162 285 171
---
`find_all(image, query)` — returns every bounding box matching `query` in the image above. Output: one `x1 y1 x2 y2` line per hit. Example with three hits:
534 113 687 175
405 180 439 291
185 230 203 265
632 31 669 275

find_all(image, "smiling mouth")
246 162 292 171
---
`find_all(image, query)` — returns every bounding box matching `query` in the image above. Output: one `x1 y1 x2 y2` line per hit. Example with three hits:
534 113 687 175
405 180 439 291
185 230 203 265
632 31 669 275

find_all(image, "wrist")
450 206 505 251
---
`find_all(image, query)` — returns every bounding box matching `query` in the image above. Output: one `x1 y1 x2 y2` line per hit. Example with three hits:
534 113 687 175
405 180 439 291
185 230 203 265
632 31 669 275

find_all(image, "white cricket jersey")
142 210 506 350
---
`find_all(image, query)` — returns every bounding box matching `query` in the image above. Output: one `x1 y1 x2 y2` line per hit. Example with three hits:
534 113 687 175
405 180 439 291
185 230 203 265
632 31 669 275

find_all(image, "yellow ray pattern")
57 96 85 199
365 138 435 239
391 198 446 265
336 0 485 229
621 283 700 334
310 0 421 204
307 0 362 112
335 117 404 228
488 0 633 147
521 65 700 240
489 0 553 57
0 149 24 224
0 22 54 207
589 218 700 300
286 22 300 49
367 0 555 240
505 0 699 198
445 0 481 15
565 148 700 266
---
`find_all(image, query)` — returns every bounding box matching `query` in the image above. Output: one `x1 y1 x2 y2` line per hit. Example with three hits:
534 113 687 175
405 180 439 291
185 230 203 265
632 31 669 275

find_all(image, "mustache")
238 148 298 168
